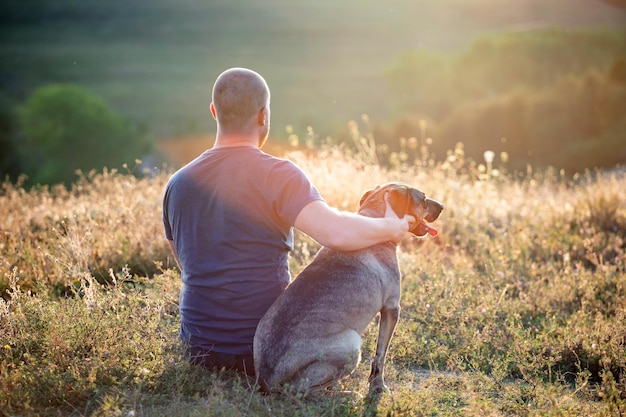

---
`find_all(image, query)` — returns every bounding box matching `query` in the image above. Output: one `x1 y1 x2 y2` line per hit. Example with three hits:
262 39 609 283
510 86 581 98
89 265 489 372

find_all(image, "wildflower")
483 150 495 164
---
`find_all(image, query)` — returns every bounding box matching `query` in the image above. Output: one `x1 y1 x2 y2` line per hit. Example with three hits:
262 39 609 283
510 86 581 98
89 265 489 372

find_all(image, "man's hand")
384 192 415 244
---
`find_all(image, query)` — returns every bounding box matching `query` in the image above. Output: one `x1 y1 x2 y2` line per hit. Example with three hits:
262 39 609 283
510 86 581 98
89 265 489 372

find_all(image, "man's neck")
213 133 259 149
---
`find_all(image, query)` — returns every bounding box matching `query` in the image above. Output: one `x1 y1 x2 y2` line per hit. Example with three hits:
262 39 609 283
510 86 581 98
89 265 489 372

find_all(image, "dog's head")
359 182 444 237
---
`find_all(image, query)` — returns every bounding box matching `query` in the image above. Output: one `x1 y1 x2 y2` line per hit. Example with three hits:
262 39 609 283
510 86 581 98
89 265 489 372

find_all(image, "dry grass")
1 143 625 416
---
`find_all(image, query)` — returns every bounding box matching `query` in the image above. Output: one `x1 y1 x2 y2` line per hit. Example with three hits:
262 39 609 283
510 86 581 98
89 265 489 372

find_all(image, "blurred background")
1 0 625 184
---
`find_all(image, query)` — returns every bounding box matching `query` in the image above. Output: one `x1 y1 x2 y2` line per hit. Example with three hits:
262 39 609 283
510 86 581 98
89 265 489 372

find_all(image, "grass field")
1 141 625 416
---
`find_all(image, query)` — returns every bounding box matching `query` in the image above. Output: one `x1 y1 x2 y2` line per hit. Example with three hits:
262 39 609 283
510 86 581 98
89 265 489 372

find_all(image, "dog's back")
254 242 400 392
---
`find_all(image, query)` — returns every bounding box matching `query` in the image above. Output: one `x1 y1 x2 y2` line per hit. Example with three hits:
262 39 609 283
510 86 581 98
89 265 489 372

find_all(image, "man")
162 67 414 376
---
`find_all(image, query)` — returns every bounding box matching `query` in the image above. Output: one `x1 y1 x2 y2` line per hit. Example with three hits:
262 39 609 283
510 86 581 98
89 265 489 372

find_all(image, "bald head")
211 68 270 133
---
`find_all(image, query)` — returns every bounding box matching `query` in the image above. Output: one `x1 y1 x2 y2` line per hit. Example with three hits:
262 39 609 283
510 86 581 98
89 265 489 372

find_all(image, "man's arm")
294 194 414 251
167 239 183 271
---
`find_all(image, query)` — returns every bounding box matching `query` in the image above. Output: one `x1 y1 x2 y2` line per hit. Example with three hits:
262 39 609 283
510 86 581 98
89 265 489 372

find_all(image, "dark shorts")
185 345 255 377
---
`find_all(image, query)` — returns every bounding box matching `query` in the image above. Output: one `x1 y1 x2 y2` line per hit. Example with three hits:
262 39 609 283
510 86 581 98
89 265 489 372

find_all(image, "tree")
19 84 152 185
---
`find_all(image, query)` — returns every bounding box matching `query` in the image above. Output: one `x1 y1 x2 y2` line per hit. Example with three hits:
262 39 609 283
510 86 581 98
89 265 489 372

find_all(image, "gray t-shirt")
162 146 323 355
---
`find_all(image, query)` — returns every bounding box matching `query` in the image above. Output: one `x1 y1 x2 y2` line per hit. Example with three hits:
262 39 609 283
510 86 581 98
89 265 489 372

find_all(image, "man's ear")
258 107 268 126
210 102 217 120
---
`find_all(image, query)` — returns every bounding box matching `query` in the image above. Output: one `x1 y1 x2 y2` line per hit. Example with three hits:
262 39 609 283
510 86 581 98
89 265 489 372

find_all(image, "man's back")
162 146 322 355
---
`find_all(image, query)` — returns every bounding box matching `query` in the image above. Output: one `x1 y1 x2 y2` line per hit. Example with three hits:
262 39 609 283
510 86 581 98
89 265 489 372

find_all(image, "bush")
434 70 626 173
0 92 21 181
381 29 626 173
19 84 153 185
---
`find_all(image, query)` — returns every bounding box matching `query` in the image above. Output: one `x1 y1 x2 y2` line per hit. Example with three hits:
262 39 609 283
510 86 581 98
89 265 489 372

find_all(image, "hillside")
1 0 624 139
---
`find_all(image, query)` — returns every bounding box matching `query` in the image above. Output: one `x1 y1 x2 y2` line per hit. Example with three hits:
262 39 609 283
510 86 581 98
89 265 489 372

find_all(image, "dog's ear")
359 190 373 207
388 185 411 218
359 185 380 207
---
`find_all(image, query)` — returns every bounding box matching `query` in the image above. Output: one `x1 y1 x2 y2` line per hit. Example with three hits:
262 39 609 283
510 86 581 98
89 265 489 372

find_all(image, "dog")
253 182 444 396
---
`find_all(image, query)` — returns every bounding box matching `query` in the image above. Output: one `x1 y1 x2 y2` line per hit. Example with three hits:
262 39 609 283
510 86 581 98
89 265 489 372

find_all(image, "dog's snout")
424 199 444 222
